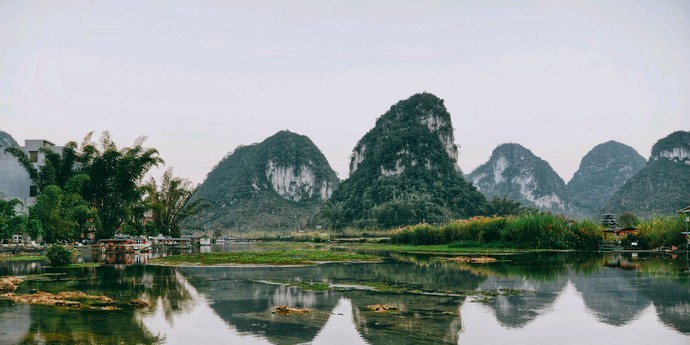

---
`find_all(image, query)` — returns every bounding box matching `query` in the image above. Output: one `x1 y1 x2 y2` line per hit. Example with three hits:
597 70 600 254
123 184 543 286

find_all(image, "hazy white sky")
2 0 689 185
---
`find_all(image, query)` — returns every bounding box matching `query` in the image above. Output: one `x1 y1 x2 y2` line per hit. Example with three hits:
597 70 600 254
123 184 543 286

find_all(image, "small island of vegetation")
150 249 379 266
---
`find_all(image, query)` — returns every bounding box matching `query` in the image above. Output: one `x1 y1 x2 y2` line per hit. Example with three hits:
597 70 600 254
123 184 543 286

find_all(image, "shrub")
47 244 73 266
638 216 685 249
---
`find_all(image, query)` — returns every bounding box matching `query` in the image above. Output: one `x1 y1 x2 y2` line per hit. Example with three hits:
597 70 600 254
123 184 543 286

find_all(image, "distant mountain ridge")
189 130 339 232
327 92 486 228
566 141 646 217
467 143 571 213
601 131 690 217
0 130 18 148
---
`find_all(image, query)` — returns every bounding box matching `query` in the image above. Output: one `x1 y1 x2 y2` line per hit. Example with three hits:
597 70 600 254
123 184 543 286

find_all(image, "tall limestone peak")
0 130 18 148
329 93 486 228
602 131 690 217
467 143 570 213
190 130 339 232
349 92 459 175
650 130 690 165
567 141 646 217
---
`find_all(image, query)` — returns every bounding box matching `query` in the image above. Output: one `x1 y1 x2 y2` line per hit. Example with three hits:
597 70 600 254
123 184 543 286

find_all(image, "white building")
0 139 61 210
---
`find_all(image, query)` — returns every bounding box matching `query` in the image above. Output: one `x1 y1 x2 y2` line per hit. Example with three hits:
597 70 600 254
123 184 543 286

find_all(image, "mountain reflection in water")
0 251 689 344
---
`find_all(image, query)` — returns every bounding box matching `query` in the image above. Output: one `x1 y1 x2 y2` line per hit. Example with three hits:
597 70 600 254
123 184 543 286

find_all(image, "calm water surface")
1 245 689 345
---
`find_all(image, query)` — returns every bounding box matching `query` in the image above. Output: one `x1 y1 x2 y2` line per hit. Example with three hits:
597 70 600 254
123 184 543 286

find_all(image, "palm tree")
147 168 211 237
321 202 345 230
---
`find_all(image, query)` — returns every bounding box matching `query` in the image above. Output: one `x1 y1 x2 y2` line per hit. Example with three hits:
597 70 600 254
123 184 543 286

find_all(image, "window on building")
29 185 38 197
29 151 38 163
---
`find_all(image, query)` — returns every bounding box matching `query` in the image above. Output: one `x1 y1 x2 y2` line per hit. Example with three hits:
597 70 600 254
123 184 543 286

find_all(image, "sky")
1 0 689 185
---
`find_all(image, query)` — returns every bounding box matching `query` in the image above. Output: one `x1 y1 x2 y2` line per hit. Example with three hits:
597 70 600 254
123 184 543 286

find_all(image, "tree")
46 244 72 266
4 141 81 192
80 133 163 239
29 186 74 243
0 198 26 242
483 196 525 216
320 202 344 230
618 211 639 228
146 168 211 238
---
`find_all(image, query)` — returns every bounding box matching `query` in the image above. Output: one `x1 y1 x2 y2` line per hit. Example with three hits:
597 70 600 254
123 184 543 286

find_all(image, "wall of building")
0 139 59 210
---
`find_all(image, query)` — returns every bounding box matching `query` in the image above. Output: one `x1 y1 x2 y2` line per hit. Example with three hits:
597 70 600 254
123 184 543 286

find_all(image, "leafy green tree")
146 168 211 237
0 198 26 242
80 133 163 239
46 244 72 266
4 141 82 192
29 186 74 243
483 196 525 216
618 211 639 228
320 202 344 230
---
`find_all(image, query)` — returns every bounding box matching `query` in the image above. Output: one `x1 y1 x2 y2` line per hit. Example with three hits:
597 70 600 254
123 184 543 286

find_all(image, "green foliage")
29 186 74 243
603 131 690 218
650 131 690 161
46 244 72 266
28 183 99 243
467 143 568 214
153 249 378 266
5 132 161 242
482 196 527 216
602 158 690 217
189 130 338 232
81 132 163 239
637 216 686 249
0 198 26 241
328 93 486 228
567 141 646 217
618 211 639 228
320 202 345 230
3 146 38 182
146 168 211 237
391 213 601 250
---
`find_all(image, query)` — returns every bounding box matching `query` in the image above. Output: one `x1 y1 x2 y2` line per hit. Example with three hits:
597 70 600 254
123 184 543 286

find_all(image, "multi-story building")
0 139 61 210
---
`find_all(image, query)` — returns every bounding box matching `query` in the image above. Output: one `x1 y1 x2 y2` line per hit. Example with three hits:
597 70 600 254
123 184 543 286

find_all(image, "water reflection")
460 282 690 345
0 251 689 344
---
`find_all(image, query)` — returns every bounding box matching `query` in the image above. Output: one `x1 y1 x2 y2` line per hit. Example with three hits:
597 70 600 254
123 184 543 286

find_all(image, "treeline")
391 213 688 250
1 132 209 244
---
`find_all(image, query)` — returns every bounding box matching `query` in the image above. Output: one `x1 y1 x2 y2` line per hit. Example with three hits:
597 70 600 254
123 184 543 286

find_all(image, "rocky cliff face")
567 141 646 217
349 93 459 175
650 131 690 165
601 131 690 217
265 160 335 202
328 93 486 228
0 130 18 149
189 130 339 232
467 143 570 213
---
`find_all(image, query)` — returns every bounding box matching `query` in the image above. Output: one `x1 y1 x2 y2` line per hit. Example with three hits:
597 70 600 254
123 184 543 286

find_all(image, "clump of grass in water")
153 249 379 266
0 255 46 262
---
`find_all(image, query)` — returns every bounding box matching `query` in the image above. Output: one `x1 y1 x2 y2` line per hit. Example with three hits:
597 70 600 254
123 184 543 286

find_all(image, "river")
1 245 688 344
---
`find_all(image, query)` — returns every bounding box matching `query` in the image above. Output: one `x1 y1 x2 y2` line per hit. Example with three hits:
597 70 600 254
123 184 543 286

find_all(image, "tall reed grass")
392 214 600 250
391 213 689 250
